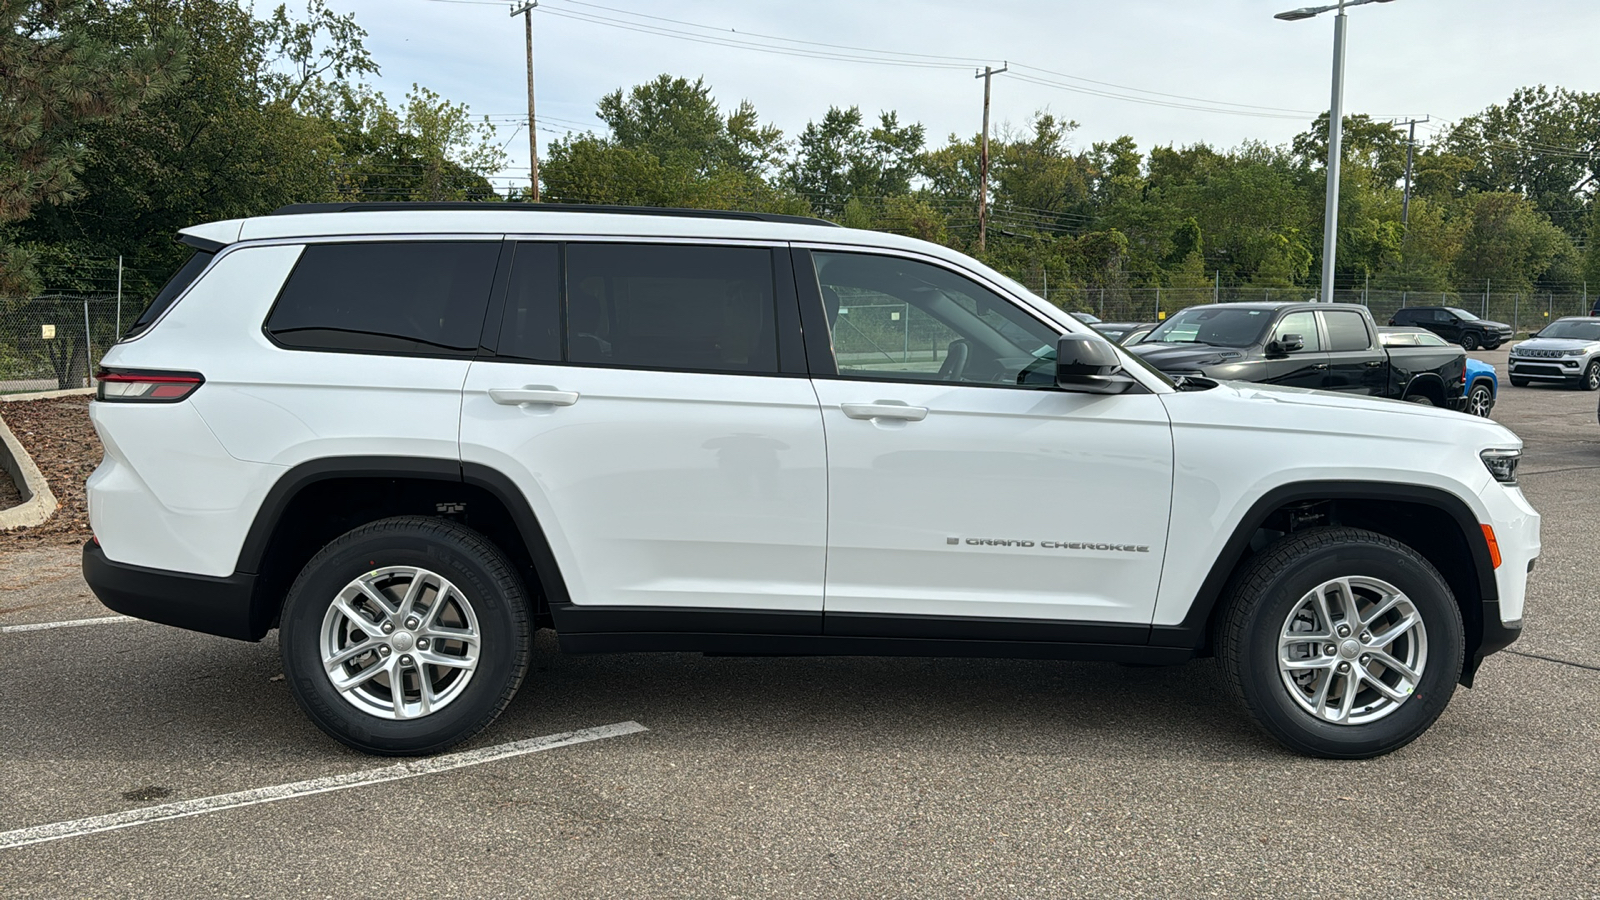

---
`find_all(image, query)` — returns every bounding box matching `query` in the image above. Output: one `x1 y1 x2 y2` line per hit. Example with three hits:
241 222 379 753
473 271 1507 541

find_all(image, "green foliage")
786 106 924 217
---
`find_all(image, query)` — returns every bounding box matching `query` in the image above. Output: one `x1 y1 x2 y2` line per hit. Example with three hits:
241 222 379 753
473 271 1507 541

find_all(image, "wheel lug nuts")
1360 632 1371 642
382 623 395 634
1337 625 1351 637
405 618 420 630
1338 662 1350 672
379 645 391 656
417 638 430 650
400 655 413 666
1325 644 1337 656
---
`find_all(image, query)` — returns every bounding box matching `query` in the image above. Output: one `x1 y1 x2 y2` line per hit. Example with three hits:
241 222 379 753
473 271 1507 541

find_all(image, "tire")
1466 382 1494 417
1403 393 1435 406
1510 376 1530 388
1580 361 1600 391
1215 527 1464 759
280 516 532 756
1459 332 1479 351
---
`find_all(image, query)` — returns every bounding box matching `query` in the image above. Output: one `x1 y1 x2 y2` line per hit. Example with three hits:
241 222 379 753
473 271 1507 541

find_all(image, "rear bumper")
82 540 265 641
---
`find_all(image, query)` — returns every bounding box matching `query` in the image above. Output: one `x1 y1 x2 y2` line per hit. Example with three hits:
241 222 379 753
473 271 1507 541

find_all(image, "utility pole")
511 2 540 201
1398 115 1429 226
975 63 1007 253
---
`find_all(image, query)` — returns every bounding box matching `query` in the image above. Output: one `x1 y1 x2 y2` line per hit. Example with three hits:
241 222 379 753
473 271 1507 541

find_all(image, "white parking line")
0 721 648 850
0 615 135 634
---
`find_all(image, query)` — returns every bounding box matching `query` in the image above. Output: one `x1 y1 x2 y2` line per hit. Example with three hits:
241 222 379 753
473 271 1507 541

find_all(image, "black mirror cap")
1056 333 1132 394
1273 333 1305 354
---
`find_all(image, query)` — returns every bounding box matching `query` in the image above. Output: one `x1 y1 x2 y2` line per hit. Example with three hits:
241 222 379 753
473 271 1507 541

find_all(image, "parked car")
84 203 1536 760
1389 307 1512 351
1379 327 1497 417
1131 302 1468 408
1506 316 1600 390
1093 321 1159 346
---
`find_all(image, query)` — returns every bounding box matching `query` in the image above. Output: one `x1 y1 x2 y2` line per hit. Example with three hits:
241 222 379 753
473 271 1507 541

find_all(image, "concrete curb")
0 408 59 531
1 387 95 403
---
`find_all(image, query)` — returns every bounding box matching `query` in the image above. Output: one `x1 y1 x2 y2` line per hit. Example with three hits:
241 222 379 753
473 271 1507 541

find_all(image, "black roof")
268 201 839 228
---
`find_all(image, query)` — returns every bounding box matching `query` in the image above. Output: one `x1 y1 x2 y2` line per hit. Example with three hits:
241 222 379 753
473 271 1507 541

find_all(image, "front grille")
1512 364 1568 378
1517 349 1567 359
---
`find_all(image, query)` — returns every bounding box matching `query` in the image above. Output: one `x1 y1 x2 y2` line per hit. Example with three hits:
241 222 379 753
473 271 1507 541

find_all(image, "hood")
1129 342 1248 371
1203 379 1519 438
1511 337 1600 353
1477 319 1514 332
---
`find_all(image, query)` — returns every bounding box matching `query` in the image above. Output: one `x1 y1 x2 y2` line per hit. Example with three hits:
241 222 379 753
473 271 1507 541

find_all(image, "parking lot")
3 350 1598 899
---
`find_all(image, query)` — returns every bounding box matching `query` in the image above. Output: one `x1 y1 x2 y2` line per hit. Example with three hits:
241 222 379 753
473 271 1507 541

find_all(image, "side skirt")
557 632 1194 665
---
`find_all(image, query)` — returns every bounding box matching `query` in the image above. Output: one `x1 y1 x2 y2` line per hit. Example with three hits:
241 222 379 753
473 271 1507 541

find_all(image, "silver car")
1508 317 1600 390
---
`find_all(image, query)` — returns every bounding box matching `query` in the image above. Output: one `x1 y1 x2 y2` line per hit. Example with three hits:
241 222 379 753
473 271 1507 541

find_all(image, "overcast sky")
330 0 1598 191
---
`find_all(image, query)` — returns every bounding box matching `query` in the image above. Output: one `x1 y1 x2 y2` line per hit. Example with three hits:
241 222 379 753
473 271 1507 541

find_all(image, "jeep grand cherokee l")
84 203 1538 760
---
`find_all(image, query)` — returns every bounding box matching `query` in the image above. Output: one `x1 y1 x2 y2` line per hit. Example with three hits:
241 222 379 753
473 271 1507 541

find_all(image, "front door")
800 249 1174 634
460 241 828 615
1261 310 1329 389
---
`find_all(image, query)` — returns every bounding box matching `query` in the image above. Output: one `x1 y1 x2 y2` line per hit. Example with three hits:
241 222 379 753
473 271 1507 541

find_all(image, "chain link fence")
0 296 129 394
1014 283 1598 333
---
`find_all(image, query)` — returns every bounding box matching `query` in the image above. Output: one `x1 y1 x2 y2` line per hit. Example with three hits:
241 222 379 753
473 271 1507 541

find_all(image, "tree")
786 106 924 218
0 0 186 295
1455 192 1573 292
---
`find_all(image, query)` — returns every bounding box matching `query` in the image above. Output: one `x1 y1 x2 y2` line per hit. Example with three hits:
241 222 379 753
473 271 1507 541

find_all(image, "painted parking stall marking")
0 721 648 850
0 615 135 634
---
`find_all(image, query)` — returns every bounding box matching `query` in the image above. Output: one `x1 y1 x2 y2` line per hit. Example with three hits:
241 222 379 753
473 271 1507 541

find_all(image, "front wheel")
1581 360 1600 391
1459 332 1479 351
279 516 532 755
1216 527 1464 759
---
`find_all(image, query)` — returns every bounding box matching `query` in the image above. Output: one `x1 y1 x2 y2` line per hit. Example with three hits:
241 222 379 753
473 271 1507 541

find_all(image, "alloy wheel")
1278 576 1428 725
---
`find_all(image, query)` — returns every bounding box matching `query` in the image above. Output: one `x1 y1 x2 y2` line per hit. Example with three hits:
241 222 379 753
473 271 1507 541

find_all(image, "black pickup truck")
1129 302 1468 408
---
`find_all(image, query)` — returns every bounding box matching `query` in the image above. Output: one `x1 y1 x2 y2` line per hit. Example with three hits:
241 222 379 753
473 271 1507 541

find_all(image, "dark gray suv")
1389 307 1512 351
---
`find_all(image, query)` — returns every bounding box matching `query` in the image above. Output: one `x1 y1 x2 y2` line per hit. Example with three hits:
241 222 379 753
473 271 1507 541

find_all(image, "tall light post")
1275 0 1396 302
511 1 540 201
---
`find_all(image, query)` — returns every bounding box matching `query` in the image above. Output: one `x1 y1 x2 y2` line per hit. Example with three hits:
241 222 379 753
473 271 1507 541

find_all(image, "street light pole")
1275 0 1397 302
511 1 540 201
1320 4 1347 303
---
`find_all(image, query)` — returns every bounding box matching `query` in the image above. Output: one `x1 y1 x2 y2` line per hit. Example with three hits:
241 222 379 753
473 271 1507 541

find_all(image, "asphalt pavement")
3 353 1598 898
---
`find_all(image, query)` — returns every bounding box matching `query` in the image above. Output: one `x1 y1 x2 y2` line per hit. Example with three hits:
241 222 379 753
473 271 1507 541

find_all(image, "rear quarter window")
265 241 501 356
124 249 216 339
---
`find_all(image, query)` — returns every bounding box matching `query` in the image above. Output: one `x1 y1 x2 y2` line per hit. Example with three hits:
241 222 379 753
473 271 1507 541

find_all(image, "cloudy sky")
329 0 1597 191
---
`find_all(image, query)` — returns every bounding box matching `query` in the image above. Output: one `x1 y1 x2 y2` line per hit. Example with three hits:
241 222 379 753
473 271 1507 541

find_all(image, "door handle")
841 402 928 422
1312 364 1329 370
489 387 580 407
1365 361 1384 367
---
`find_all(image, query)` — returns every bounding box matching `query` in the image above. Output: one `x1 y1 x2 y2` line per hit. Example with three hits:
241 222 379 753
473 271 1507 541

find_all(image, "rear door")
459 240 828 620
1318 307 1385 394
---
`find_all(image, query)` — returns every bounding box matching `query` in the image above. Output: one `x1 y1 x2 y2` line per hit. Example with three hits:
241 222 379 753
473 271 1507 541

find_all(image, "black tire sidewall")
280 521 529 755
1234 538 1464 758
1460 333 1478 350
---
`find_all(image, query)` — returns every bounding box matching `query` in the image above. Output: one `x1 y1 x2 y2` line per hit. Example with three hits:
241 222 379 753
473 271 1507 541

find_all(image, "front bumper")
1508 357 1584 381
83 540 265 641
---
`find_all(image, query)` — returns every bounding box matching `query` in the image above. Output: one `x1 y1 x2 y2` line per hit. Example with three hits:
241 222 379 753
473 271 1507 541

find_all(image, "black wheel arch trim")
1151 480 1500 655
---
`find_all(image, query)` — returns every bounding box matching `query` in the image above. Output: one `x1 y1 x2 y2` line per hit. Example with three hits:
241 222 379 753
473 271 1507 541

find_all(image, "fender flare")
1150 480 1497 650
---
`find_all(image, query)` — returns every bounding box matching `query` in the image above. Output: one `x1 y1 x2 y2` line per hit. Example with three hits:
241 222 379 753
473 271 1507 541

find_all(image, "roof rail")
268 201 840 228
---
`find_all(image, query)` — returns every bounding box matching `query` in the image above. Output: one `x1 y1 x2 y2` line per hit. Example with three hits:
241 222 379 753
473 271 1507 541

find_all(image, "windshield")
1537 320 1600 341
1446 307 1480 321
1144 306 1273 348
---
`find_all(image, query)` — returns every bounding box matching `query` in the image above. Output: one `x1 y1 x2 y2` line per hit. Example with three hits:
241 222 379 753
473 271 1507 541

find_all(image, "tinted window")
125 249 215 339
812 251 1059 384
496 242 561 361
1378 332 1417 347
1273 312 1321 351
267 242 499 355
1323 310 1371 351
565 243 778 373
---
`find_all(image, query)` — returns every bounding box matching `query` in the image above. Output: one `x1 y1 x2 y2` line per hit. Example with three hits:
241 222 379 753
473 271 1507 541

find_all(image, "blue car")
1465 357 1497 418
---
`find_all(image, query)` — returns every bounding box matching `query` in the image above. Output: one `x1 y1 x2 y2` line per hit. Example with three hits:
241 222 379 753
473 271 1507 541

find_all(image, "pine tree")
0 0 186 295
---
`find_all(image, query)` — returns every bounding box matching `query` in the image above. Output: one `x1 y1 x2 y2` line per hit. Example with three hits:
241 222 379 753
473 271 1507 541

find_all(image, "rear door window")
1322 310 1372 351
564 243 779 374
266 241 500 356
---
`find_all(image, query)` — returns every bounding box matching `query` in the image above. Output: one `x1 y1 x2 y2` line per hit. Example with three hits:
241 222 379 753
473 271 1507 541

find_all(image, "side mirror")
1272 333 1305 354
1056 333 1134 394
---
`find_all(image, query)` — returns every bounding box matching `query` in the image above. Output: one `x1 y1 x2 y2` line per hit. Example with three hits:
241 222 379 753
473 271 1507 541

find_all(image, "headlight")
1565 349 1587 357
1481 448 1520 485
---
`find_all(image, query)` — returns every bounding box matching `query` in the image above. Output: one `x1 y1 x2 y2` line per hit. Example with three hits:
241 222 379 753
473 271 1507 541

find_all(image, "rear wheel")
1466 382 1494 417
1216 527 1464 759
280 516 532 755
1459 332 1479 351
1403 392 1435 406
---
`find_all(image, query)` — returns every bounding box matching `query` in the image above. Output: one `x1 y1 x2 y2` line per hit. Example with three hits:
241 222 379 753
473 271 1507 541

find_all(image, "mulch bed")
1 395 99 547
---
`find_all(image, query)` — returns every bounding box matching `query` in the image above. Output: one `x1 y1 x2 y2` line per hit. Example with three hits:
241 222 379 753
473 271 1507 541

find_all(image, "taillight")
96 370 205 403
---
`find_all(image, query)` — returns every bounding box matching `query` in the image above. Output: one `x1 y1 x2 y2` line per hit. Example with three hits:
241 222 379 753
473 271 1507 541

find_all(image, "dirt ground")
0 395 98 547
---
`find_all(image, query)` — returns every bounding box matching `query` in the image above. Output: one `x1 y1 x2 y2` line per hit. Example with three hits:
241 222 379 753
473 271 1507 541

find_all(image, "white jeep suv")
1507 316 1600 390
84 203 1538 759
